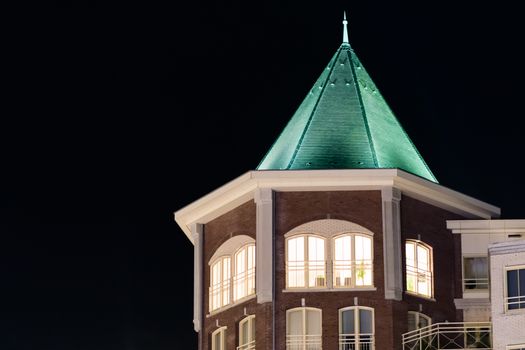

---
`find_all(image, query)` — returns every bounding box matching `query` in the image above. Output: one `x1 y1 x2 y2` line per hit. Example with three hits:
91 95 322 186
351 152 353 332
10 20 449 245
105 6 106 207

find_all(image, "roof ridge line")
347 50 379 167
285 47 342 169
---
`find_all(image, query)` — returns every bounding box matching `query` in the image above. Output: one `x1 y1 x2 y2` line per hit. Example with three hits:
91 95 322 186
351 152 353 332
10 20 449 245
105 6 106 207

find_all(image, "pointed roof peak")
342 11 349 45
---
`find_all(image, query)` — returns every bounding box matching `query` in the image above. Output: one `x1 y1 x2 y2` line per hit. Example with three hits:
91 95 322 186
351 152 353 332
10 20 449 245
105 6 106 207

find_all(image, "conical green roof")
257 24 437 183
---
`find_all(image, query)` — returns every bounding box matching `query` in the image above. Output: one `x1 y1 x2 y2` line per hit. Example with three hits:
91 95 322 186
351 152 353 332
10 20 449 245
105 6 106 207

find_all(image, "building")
174 15 525 350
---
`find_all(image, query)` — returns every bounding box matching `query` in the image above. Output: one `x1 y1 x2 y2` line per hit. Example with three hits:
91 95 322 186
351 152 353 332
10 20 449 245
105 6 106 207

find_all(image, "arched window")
208 235 256 313
286 307 322 350
407 311 431 331
234 244 256 301
333 234 373 288
339 306 374 349
405 240 433 298
286 235 326 288
211 326 227 350
210 256 231 312
238 315 255 350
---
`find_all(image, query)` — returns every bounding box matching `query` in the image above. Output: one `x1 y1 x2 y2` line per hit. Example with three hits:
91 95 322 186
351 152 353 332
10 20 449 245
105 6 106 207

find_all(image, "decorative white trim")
191 223 204 332
209 235 255 265
381 187 402 300
175 169 500 243
489 240 525 255
284 219 374 238
454 298 491 309
255 188 273 304
447 219 525 234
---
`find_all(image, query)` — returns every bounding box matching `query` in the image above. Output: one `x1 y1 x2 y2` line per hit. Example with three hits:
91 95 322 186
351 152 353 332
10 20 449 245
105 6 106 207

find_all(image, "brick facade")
199 191 467 350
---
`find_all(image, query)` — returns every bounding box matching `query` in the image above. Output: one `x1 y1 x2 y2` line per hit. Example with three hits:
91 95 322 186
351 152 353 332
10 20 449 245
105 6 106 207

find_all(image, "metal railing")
286 261 326 288
333 260 373 287
208 278 231 311
286 334 322 350
237 340 255 350
402 322 491 350
506 295 525 310
463 278 489 291
339 333 374 350
233 267 256 301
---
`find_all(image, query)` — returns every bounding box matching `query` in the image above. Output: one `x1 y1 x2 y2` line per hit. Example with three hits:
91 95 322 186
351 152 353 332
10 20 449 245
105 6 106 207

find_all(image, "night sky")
2 1 524 349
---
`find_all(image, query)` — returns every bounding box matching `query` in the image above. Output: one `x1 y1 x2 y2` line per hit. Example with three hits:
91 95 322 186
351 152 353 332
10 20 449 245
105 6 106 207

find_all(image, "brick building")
175 15 525 350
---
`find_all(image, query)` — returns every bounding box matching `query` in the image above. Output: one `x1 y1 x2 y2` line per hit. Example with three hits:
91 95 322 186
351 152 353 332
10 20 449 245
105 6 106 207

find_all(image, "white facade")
447 220 525 349
489 240 525 350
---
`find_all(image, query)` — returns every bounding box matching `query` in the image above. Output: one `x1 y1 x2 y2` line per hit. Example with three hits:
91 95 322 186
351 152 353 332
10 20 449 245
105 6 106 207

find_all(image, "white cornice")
175 169 501 243
447 219 525 234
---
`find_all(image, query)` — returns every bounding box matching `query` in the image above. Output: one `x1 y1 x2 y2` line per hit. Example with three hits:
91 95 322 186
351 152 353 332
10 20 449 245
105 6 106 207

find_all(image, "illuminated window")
209 256 231 312
506 266 525 311
286 307 322 350
407 311 431 331
234 244 256 301
463 256 488 291
211 326 227 350
333 234 373 288
238 315 255 350
405 240 433 298
339 306 374 349
286 235 326 288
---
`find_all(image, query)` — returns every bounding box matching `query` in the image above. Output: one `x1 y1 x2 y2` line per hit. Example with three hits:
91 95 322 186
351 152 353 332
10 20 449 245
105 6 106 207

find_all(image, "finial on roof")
342 11 349 44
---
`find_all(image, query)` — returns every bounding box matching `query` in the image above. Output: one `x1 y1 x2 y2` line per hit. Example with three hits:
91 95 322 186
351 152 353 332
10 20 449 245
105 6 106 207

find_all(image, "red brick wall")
199 190 467 350
400 195 466 332
202 200 264 350
273 190 392 349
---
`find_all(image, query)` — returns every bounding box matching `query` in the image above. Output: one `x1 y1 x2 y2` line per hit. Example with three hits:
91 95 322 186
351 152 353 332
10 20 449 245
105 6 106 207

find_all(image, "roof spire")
342 11 349 44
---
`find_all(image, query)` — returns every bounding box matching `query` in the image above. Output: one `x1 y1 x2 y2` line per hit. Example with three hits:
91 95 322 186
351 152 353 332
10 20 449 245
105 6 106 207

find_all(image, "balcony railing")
286 334 322 350
463 278 489 291
339 333 374 350
402 322 491 350
506 295 525 310
237 340 255 350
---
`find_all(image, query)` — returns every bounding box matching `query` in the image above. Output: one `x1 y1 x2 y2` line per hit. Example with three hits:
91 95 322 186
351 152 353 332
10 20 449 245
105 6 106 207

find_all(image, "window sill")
504 308 525 316
206 294 256 317
404 291 436 302
283 287 377 293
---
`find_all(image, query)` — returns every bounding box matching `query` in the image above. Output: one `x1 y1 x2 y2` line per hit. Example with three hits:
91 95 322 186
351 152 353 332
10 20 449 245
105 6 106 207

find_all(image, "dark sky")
2 1 524 349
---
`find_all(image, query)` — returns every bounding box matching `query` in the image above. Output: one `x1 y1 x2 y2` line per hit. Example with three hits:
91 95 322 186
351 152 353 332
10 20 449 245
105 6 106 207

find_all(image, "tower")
175 14 525 350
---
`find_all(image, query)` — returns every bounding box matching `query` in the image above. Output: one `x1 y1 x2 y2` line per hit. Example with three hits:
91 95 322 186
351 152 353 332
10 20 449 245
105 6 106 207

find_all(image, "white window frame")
211 326 227 350
407 311 431 331
285 235 327 289
286 307 322 350
332 233 374 288
405 240 433 298
233 244 256 302
338 306 375 350
504 265 525 312
209 256 231 312
238 315 255 350
462 255 489 292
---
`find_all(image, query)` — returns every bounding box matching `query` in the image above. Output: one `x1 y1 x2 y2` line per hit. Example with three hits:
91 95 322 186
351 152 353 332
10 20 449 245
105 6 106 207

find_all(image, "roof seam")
285 48 342 169
347 49 379 167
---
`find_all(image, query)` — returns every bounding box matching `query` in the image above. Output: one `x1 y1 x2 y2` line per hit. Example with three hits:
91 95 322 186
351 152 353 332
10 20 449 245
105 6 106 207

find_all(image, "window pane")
407 313 416 331
308 237 325 287
419 315 430 328
222 258 230 305
417 246 429 271
287 310 303 336
288 237 305 287
355 236 372 286
464 257 488 290
241 320 249 345
334 236 352 287
341 309 355 334
359 309 373 334
406 243 415 266
306 309 321 335
507 270 519 297
250 318 255 342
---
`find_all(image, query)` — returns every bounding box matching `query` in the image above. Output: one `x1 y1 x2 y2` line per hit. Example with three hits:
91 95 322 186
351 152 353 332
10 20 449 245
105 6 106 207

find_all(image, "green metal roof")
257 18 437 183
